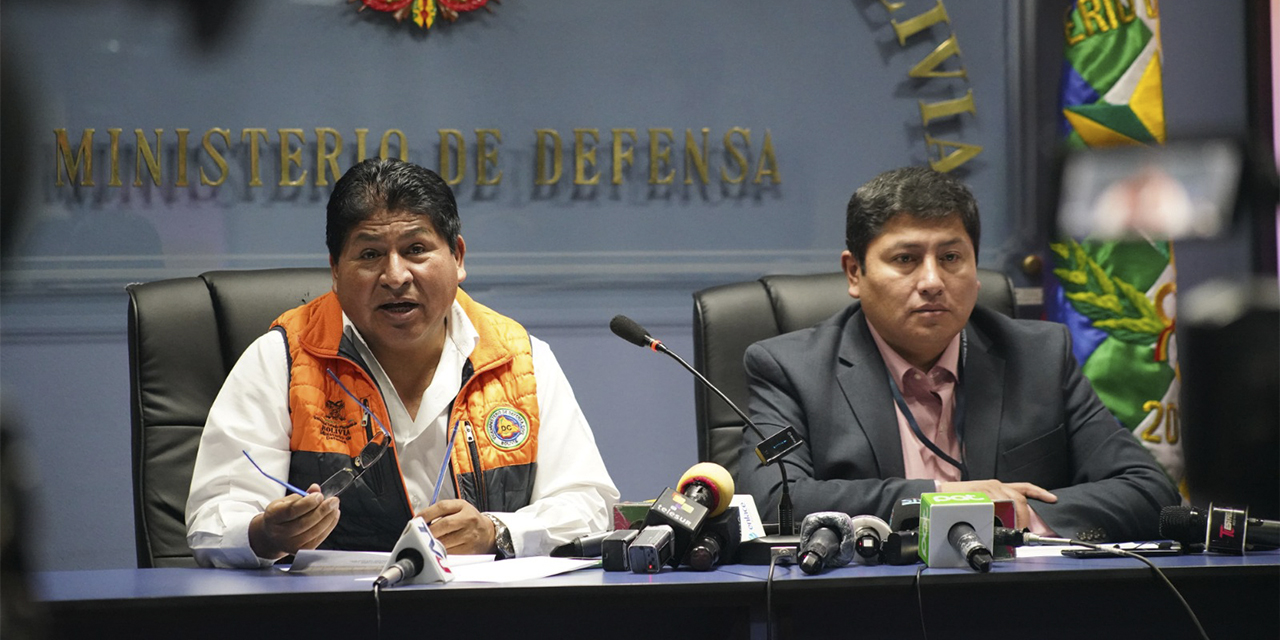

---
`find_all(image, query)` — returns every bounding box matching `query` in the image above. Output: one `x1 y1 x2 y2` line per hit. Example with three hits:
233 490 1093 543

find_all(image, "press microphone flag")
919 492 994 572
374 516 454 588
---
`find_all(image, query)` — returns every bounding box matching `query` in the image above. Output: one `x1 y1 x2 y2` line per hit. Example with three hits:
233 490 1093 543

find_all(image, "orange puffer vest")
271 289 540 551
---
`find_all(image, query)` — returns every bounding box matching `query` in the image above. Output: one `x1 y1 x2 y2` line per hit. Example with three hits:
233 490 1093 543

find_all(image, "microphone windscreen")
798 511 858 568
677 462 735 516
1159 505 1204 543
610 315 652 348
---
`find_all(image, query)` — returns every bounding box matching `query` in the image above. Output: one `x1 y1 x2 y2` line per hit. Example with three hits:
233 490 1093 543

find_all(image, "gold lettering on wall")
476 129 502 186
135 129 163 187
175 129 190 187
891 0 949 45
883 0 983 173
279 128 308 187
52 125 782 190
439 129 466 186
908 35 966 80
573 128 599 186
924 134 982 173
919 89 976 126
611 128 636 185
54 128 94 187
107 128 123 187
241 128 268 187
535 128 563 186
647 128 675 185
753 130 780 185
201 128 230 187
721 128 749 185
684 128 710 186
316 128 342 186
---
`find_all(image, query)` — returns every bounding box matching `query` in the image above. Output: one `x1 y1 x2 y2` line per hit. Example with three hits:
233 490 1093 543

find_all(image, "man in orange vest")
186 159 619 568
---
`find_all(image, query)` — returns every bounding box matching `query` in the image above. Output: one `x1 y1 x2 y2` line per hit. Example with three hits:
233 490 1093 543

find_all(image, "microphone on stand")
609 315 803 538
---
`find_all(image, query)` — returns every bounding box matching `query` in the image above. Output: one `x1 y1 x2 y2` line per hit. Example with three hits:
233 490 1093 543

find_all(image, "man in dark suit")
737 167 1179 541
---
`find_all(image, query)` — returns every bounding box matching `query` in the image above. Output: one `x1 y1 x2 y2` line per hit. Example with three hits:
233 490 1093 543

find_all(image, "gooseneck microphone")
609 315 799 536
1160 504 1280 553
947 522 993 573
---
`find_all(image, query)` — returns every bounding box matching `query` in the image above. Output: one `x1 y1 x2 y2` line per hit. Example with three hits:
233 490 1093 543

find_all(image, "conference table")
33 550 1279 639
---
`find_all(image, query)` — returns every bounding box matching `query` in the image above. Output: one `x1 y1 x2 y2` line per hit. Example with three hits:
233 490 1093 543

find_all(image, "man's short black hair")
325 158 460 262
844 166 981 268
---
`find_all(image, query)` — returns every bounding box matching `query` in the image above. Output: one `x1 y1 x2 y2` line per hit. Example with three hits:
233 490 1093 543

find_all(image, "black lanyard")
886 331 969 481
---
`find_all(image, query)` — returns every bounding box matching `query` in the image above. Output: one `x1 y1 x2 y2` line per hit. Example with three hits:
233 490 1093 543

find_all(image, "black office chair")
691 270 1016 479
127 268 332 568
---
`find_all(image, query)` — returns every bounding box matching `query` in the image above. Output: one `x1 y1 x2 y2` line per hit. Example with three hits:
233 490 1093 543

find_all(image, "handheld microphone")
686 506 742 571
1160 504 1280 553
644 462 736 568
601 529 640 571
628 525 675 573
550 531 612 558
850 515 891 562
374 516 454 588
889 497 921 532
610 315 802 536
797 512 857 575
919 492 994 571
947 522 993 573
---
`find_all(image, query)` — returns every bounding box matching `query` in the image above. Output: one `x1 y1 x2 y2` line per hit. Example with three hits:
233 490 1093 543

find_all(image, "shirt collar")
865 320 961 387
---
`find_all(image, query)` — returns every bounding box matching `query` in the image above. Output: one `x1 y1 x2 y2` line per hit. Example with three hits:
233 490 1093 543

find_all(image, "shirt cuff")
1026 507 1058 537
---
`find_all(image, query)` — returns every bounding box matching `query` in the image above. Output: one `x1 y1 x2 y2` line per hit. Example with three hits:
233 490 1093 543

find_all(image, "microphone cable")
1061 539 1210 640
913 534 1211 640
765 545 797 640
913 564 930 640
373 580 385 640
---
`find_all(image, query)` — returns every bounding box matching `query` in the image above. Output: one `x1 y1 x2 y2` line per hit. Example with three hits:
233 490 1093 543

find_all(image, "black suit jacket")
737 304 1180 541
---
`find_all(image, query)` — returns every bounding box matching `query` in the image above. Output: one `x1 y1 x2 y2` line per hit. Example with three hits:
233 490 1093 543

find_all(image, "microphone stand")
649 342 796 536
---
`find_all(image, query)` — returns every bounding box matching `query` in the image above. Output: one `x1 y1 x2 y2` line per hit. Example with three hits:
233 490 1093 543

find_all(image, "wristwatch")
484 513 515 558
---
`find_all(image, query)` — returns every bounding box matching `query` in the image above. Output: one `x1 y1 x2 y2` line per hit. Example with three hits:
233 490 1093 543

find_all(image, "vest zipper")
462 420 489 512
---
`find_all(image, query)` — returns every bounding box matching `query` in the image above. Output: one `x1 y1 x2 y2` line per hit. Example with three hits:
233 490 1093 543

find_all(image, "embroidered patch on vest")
485 406 530 450
316 399 356 444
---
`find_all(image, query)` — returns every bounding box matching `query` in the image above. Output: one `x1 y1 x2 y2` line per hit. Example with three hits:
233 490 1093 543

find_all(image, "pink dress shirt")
866 323 1055 534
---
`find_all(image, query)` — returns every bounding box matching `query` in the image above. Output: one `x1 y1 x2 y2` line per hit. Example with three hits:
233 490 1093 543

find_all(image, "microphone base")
734 535 800 565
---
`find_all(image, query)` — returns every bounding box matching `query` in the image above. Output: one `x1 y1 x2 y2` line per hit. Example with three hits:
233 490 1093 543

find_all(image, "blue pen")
430 419 464 505
242 450 309 497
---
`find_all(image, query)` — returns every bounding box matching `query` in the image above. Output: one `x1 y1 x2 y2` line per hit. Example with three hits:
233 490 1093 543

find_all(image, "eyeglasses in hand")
242 369 393 499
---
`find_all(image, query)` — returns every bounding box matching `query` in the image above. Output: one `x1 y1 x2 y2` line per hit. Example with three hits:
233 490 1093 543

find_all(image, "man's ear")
329 255 339 294
454 235 467 284
840 250 861 299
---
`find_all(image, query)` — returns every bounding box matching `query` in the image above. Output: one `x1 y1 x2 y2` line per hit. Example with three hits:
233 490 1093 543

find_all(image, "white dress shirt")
186 300 619 568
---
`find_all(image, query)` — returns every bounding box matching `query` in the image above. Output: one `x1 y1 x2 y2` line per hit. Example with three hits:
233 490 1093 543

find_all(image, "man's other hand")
248 484 340 560
937 479 1058 530
416 499 496 555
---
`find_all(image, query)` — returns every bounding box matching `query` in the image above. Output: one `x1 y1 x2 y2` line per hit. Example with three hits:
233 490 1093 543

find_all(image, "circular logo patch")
485 407 530 450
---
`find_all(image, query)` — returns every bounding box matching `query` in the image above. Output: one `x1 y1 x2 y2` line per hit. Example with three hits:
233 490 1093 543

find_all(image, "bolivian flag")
1047 0 1183 491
